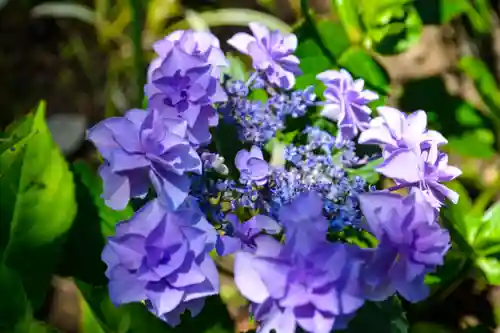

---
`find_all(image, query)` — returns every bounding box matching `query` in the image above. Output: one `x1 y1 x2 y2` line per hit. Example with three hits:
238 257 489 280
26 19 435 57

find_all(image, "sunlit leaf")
0 101 77 310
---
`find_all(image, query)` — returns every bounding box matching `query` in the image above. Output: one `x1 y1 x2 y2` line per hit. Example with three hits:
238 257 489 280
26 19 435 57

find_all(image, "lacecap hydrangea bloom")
88 22 461 333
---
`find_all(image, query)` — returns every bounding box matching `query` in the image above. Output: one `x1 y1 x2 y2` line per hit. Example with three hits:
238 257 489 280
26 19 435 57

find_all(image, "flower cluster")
88 23 461 333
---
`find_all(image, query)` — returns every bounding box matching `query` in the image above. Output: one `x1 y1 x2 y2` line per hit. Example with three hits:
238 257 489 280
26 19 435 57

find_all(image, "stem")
128 0 145 107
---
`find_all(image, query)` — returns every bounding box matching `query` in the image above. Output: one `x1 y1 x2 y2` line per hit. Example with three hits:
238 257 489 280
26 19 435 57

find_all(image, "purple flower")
358 106 447 156
215 214 281 256
317 69 378 142
228 22 302 89
153 30 228 77
234 236 365 333
376 144 462 207
358 190 450 302
101 198 219 326
87 108 201 211
278 191 329 254
146 31 227 146
235 146 270 185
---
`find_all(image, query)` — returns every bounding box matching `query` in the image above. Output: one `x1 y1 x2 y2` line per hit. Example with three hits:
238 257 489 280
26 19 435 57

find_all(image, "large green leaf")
57 161 134 285
0 101 77 309
76 282 234 333
339 297 408 333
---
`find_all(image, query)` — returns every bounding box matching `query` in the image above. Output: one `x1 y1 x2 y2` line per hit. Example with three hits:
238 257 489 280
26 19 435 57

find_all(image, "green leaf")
357 0 423 54
72 161 134 237
0 101 77 310
442 182 500 285
441 181 479 247
0 264 61 333
346 158 382 184
447 129 496 159
166 9 291 34
12 320 62 333
456 103 484 127
222 53 248 82
333 0 364 44
458 56 500 122
476 256 500 285
439 0 471 23
340 297 408 333
0 265 30 331
57 161 133 285
338 47 390 94
473 202 500 284
79 291 107 333
294 18 350 93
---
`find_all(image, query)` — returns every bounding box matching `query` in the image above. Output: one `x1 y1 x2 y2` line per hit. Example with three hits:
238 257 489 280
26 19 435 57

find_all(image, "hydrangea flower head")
228 22 301 89
146 31 228 146
358 106 447 156
235 146 270 185
216 214 281 256
358 190 450 302
101 198 219 326
317 69 378 142
87 108 201 210
235 236 365 333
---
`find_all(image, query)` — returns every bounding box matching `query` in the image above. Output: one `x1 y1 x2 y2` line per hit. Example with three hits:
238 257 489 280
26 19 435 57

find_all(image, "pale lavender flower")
101 198 219 326
317 69 378 142
215 214 281 256
235 146 269 185
228 22 301 89
358 106 447 156
234 236 365 333
376 144 462 207
146 31 227 146
358 190 450 302
87 109 201 211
